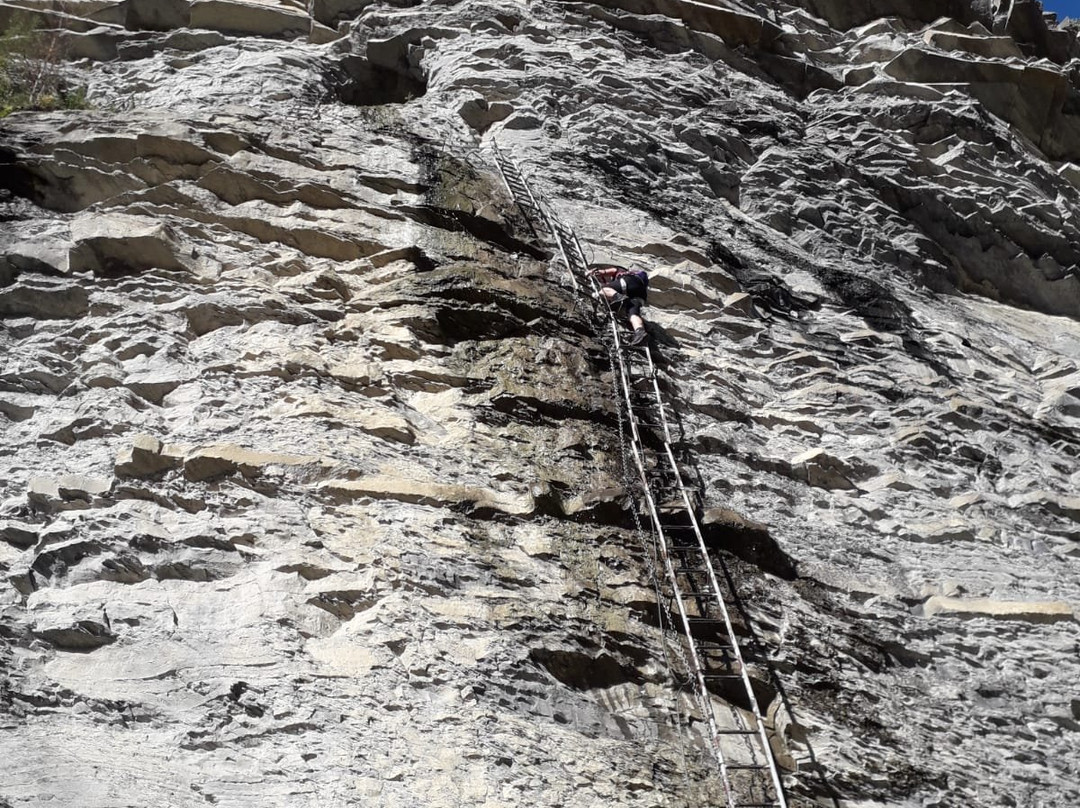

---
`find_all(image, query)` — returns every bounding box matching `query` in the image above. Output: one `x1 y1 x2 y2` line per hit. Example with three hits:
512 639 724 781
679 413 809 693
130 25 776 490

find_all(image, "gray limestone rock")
114 434 183 478
189 0 312 38
0 0 1079 807
69 213 190 276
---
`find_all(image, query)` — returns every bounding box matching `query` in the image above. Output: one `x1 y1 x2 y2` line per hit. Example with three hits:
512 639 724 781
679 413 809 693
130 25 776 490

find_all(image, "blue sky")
1042 0 1080 20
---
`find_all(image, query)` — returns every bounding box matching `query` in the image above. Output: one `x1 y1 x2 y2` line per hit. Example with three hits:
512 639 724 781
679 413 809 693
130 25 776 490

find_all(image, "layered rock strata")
2 0 1080 806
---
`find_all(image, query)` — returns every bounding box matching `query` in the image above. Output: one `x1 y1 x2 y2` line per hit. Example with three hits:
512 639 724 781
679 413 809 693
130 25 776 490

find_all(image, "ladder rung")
725 764 769 771
699 657 739 668
698 651 738 662
658 503 699 513
714 728 760 736
657 481 696 490
674 576 716 589
649 474 681 485
669 552 704 561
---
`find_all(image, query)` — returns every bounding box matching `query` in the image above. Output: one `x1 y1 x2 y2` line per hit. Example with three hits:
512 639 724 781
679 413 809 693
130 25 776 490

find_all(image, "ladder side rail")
638 378 675 446
566 228 593 278
611 322 643 434
608 337 725 760
642 353 788 806
491 144 553 243
645 367 739 648
517 170 553 236
614 348 749 806
651 439 787 803
567 227 785 806
562 226 599 298
540 207 582 293
546 212 639 329
610 295 784 806
667 460 788 807
490 145 784 806
623 425 740 808
551 218 614 308
491 141 526 207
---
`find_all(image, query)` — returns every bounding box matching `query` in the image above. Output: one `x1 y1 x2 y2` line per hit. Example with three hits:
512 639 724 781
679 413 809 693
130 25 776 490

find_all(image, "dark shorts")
622 297 646 318
614 274 648 299
603 275 647 318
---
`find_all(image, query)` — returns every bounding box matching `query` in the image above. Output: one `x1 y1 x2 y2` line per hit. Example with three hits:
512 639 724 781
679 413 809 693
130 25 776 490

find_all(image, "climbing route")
491 143 789 808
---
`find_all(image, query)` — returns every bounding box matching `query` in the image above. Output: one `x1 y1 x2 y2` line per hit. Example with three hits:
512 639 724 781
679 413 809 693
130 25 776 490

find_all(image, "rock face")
2 0 1080 806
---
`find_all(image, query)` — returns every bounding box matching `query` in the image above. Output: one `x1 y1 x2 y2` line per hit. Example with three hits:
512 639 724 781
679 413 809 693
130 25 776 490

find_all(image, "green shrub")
0 12 89 116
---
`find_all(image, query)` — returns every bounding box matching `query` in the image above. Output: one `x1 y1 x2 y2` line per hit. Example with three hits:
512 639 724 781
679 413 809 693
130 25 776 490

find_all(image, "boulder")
791 448 865 490
122 0 190 30
319 476 536 516
57 475 113 502
114 435 183 479
921 596 1076 623
1 522 39 549
0 281 90 319
68 214 187 276
189 0 311 38
308 19 341 44
797 0 977 30
883 49 1080 162
32 619 116 650
0 238 70 277
351 409 415 444
184 445 325 481
924 30 1023 59
307 0 374 28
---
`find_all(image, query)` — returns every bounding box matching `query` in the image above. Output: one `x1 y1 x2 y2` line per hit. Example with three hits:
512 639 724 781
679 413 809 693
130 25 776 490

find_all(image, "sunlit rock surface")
2 0 1079 806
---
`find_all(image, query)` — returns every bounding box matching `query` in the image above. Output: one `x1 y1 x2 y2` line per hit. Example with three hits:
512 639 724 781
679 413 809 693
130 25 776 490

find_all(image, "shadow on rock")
702 507 798 580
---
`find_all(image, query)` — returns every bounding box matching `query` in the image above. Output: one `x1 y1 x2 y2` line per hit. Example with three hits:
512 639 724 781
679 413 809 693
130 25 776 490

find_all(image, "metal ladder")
491 143 789 808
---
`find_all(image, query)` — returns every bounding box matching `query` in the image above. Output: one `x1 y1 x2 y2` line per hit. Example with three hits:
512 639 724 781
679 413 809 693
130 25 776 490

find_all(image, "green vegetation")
0 12 89 117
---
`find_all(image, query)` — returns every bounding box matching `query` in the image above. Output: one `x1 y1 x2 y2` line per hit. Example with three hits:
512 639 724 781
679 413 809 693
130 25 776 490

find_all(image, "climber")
587 263 649 346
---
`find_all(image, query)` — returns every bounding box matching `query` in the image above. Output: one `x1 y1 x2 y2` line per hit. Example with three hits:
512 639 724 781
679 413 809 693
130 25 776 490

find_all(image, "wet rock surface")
1 0 1080 806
